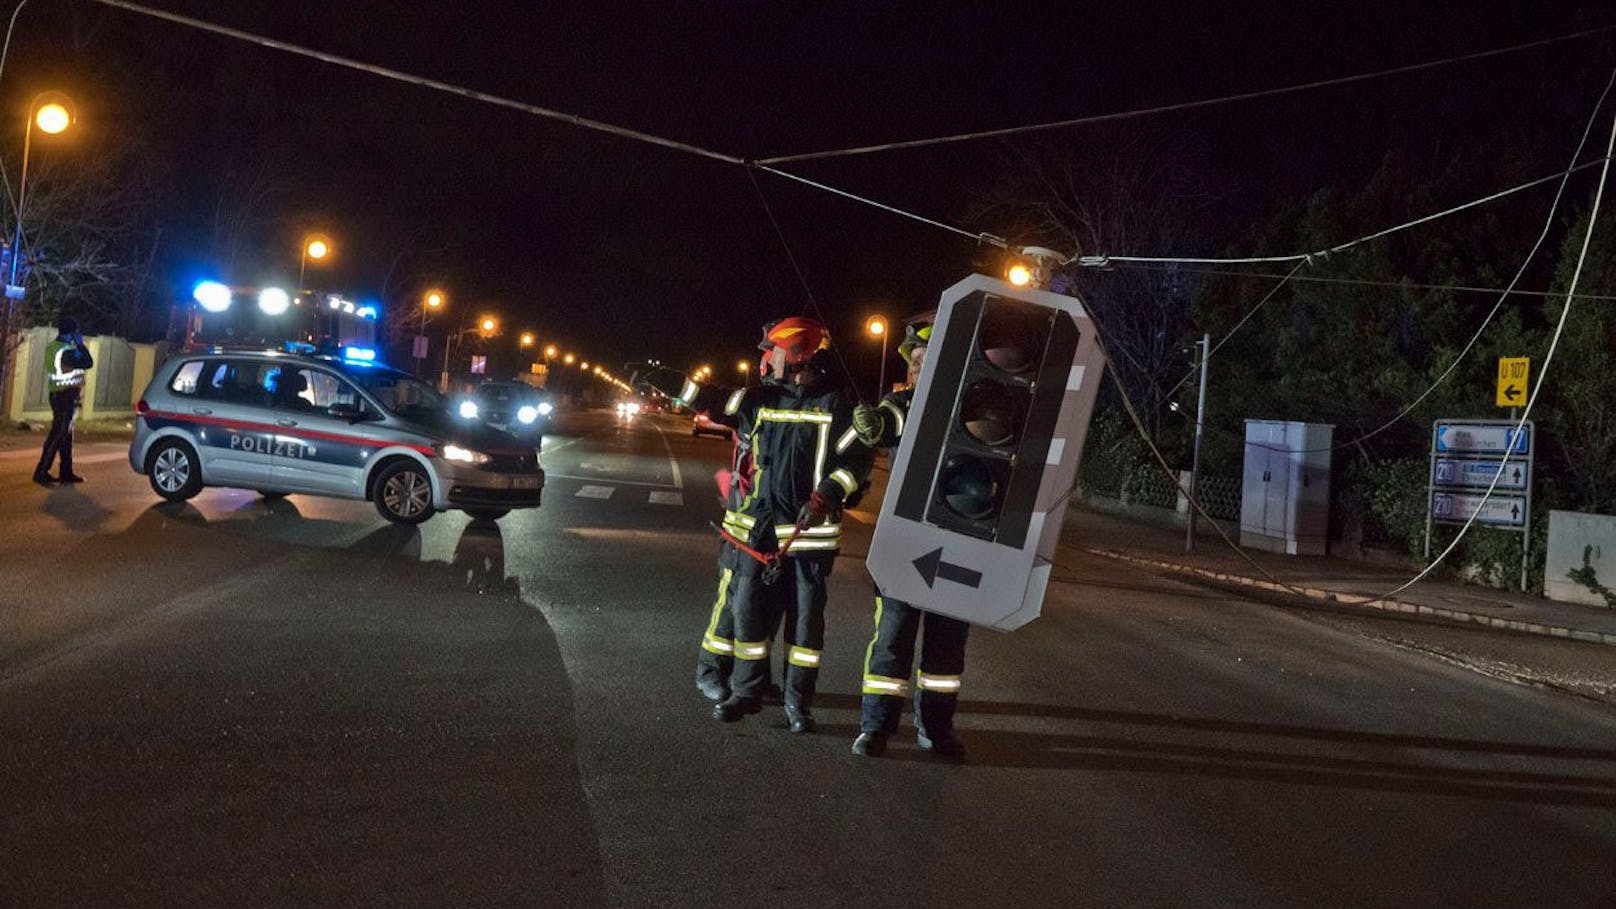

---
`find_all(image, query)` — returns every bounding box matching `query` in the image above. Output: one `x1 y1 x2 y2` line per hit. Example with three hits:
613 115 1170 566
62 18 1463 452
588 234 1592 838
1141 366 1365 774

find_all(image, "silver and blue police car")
130 347 544 524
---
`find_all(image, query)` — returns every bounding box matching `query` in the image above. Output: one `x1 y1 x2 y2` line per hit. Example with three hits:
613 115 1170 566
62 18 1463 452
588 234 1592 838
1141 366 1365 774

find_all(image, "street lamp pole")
2 93 72 405
1185 332 1210 552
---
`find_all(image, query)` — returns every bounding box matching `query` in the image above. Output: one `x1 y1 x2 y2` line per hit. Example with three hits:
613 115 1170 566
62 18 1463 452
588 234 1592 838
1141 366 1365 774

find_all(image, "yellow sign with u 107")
1496 357 1529 408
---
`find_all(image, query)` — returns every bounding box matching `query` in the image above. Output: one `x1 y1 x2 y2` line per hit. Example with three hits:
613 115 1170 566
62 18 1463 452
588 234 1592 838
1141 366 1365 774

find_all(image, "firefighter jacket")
683 369 875 556
45 338 92 392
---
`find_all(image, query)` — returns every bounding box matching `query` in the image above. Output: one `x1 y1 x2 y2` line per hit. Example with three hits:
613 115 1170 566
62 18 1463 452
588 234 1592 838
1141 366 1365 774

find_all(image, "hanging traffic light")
866 273 1106 631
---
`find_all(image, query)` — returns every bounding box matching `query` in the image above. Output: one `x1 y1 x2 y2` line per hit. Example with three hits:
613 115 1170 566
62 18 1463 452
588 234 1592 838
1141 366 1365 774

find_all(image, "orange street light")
865 315 887 337
300 233 333 287
10 91 75 292
424 289 445 309
480 316 498 334
520 332 535 348
544 344 559 359
1007 263 1032 287
563 353 575 365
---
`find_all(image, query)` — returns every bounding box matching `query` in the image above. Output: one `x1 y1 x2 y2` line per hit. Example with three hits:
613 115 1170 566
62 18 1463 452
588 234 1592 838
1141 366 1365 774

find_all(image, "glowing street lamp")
8 92 75 296
544 344 559 359
520 332 535 348
580 360 589 370
867 314 891 395
424 289 445 310
299 233 332 287
479 316 497 334
563 353 575 365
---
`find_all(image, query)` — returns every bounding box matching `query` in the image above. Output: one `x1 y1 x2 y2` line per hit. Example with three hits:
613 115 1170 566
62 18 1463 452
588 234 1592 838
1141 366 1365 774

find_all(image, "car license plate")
512 476 539 490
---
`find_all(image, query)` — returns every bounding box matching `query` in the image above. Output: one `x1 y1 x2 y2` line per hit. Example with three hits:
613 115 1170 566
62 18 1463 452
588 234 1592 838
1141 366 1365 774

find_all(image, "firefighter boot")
712 695 762 723
783 702 815 734
851 730 888 757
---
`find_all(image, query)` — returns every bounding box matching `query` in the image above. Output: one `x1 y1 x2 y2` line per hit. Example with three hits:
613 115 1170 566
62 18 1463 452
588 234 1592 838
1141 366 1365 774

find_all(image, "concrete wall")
1545 510 1616 607
7 327 157 423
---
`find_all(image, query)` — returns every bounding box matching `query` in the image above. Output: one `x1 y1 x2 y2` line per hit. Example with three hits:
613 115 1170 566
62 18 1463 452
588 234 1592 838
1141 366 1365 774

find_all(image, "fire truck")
182 281 380 361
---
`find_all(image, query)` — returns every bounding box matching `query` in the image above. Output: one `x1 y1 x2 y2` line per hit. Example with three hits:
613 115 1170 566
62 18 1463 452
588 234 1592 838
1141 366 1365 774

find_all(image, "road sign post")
1425 418 1534 590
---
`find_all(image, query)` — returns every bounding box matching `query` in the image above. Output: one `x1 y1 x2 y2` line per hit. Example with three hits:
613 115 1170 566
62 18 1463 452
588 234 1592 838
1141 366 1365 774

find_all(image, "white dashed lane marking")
648 491 684 506
576 485 615 500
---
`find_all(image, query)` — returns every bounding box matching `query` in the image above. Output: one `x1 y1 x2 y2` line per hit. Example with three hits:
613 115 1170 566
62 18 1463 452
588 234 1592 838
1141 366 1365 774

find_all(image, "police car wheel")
465 508 509 522
147 440 202 501
374 461 434 525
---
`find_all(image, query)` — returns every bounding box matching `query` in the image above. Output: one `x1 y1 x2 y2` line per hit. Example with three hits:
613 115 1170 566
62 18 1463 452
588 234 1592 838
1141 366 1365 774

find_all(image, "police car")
130 347 543 524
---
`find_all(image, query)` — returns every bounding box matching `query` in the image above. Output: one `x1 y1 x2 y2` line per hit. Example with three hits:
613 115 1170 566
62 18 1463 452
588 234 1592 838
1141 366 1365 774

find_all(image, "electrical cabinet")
1240 420 1333 556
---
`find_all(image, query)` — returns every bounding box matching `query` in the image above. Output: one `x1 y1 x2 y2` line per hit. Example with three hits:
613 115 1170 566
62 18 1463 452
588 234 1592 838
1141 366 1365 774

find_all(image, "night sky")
6 0 1614 385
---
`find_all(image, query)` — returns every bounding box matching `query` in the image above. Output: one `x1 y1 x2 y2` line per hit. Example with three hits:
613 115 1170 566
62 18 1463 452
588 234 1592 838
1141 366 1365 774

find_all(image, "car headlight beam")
517 405 538 424
457 400 479 420
441 444 492 466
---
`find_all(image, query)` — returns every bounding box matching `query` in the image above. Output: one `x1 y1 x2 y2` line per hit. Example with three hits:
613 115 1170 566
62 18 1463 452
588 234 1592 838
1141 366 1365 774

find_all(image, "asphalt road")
4 410 1616 907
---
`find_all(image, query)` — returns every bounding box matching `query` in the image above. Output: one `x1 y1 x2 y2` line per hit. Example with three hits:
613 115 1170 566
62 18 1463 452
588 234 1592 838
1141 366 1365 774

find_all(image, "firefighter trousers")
860 591 970 738
696 559 782 692
728 555 830 709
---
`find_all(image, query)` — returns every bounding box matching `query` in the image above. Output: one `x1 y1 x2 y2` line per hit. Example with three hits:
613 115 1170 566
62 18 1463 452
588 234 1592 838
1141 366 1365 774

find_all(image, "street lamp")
544 344 559 360
563 353 575 365
480 316 497 334
8 92 75 295
866 315 889 396
520 331 535 348
737 359 751 386
299 233 332 287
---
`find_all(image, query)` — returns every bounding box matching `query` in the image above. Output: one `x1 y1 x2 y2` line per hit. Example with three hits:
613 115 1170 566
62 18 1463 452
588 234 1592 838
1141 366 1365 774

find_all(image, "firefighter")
33 316 94 486
849 322 971 759
680 316 874 733
695 362 786 704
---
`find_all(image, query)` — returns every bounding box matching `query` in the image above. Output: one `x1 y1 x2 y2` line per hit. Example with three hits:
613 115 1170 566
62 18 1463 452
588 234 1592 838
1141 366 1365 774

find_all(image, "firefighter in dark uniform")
850 322 971 758
680 316 874 733
33 316 93 486
695 355 786 703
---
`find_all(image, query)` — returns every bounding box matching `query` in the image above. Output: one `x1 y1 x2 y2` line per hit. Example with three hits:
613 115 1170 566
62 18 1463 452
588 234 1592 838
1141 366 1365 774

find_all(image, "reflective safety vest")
45 339 87 392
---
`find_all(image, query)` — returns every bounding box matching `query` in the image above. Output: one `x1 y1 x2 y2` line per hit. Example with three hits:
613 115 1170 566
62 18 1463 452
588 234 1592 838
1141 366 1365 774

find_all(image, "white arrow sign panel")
1434 422 1530 455
1430 491 1528 527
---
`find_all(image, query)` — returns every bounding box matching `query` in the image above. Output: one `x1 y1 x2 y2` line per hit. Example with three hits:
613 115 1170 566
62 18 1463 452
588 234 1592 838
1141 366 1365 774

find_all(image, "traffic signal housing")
867 274 1105 630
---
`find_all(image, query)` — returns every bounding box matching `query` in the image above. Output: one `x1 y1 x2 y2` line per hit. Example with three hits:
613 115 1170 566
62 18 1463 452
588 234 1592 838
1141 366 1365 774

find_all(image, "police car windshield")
347 367 445 419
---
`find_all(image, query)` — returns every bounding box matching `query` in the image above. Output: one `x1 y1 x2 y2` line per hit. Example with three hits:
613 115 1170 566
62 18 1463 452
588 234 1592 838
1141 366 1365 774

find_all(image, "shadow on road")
807 695 1616 806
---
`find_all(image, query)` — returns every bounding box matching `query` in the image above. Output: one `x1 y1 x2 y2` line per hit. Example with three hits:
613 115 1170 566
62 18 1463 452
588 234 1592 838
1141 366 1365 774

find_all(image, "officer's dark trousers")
34 388 79 478
729 555 830 710
860 591 970 737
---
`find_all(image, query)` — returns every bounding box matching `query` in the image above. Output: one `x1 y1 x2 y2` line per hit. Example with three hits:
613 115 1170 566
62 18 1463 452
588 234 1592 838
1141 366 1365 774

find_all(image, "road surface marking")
576 485 615 499
649 491 683 506
548 473 677 489
649 421 685 490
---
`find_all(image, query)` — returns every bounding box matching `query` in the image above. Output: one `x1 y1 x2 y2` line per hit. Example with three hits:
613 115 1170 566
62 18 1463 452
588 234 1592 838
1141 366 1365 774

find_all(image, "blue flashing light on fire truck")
183 280 380 361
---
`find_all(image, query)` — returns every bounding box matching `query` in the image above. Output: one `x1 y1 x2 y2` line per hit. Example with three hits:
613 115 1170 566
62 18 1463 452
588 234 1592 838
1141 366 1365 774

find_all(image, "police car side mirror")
327 402 363 423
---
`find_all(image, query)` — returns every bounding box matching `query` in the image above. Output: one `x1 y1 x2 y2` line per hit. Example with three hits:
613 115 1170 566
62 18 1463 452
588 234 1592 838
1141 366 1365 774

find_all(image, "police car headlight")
457 400 479 420
537 401 554 417
440 444 492 466
517 405 538 424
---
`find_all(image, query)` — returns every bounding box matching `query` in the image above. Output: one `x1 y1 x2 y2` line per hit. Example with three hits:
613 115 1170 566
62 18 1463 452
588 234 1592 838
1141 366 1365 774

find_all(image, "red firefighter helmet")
759 316 830 365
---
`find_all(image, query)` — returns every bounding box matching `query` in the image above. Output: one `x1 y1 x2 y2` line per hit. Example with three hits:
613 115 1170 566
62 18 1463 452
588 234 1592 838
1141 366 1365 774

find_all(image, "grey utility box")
1544 510 1616 607
1240 420 1334 556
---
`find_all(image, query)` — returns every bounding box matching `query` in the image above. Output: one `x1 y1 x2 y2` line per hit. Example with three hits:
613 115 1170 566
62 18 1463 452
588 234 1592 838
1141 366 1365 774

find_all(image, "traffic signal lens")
937 454 1001 521
960 380 1026 448
978 302 1045 375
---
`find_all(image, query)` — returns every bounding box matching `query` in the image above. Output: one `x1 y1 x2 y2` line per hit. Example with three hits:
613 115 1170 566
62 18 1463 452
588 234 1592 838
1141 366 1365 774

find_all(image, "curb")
1085 548 1616 648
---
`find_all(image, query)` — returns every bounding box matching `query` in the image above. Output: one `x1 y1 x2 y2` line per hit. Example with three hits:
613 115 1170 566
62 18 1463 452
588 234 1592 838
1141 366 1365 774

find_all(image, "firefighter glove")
796 490 833 529
852 403 884 446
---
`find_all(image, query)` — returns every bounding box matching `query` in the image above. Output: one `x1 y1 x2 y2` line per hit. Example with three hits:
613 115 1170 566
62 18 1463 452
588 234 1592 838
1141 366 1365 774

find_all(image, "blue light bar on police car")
193 280 232 313
356 305 378 320
343 346 377 362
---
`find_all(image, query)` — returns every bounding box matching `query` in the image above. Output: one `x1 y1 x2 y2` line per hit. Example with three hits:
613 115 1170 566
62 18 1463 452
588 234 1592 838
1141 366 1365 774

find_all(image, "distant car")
692 412 730 439
458 381 553 442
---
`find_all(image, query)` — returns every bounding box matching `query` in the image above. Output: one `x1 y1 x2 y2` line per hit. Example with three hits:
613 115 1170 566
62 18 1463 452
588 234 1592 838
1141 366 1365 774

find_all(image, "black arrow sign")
913 548 983 589
1511 504 1520 520
1504 383 1522 402
1512 467 1522 483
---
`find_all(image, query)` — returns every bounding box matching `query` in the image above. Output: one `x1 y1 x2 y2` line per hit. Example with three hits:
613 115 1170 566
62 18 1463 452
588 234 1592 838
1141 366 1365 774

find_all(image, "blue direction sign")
1434 421 1530 454
1430 491 1528 527
1431 458 1529 491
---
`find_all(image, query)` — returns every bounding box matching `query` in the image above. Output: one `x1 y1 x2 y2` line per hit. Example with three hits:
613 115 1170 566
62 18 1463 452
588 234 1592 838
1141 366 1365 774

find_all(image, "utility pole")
1185 333 1210 552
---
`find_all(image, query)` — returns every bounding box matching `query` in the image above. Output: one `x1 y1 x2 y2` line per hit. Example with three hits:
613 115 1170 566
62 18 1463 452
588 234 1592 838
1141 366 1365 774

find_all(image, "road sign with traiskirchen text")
1496 356 1529 408
1425 418 1535 588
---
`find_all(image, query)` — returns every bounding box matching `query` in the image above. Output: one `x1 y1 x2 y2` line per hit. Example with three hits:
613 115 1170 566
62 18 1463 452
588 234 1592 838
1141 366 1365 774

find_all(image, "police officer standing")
33 316 93 486
681 316 873 733
850 322 971 758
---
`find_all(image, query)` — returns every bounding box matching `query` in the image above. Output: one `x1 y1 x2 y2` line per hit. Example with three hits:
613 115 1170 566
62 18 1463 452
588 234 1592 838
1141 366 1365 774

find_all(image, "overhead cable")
756 26 1616 166
87 0 995 253
1080 158 1610 269
88 0 747 167
1171 64 1616 455
1385 105 1616 600
1110 261 1616 302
